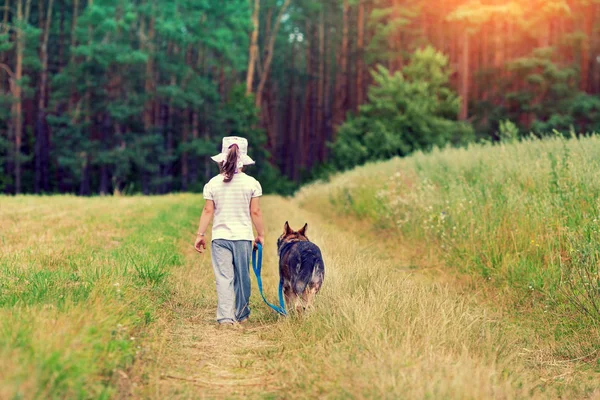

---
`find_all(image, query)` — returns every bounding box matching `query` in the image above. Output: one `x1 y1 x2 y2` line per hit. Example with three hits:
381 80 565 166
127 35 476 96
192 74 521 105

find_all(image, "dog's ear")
298 223 308 237
284 221 293 235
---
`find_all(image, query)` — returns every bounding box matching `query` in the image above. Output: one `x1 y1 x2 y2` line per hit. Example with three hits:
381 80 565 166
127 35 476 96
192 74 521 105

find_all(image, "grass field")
2 135 600 398
301 135 600 313
0 196 198 398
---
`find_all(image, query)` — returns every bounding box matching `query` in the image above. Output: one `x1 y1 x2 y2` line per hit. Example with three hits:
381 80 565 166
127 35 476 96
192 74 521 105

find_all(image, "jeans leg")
211 240 236 324
232 241 252 321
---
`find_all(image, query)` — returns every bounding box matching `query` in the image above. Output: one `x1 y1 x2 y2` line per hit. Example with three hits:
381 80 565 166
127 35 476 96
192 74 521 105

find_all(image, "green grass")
3 136 600 398
298 134 600 330
0 195 200 399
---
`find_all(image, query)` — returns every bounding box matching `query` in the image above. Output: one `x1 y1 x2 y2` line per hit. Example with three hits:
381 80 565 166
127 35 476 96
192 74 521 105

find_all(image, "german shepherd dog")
277 222 325 312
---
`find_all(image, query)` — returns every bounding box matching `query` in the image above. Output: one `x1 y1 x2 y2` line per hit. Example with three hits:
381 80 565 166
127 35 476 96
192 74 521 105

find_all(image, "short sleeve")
202 181 213 200
251 179 263 198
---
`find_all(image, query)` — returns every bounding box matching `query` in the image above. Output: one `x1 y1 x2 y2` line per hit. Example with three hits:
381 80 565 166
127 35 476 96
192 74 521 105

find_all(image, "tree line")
0 0 599 195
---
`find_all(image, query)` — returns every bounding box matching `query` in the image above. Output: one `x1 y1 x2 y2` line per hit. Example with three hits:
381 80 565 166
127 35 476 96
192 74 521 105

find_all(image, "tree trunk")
164 49 177 193
459 30 469 121
580 4 593 92
332 0 349 132
180 46 193 191
255 0 291 108
317 5 326 162
302 19 314 169
0 0 8 194
286 39 297 180
57 0 65 71
67 0 79 116
82 0 94 195
0 0 9 88
70 0 79 61
539 20 550 48
143 10 155 132
203 105 211 183
99 114 110 195
592 5 600 93
494 21 503 70
323 2 333 160
13 0 32 194
246 0 260 95
35 0 54 193
390 0 403 71
356 0 365 110
79 154 90 196
1 0 7 34
191 109 199 184
181 109 189 191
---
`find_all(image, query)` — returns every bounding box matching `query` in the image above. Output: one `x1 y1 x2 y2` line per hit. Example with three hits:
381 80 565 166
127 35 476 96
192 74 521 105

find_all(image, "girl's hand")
253 235 264 249
195 236 207 254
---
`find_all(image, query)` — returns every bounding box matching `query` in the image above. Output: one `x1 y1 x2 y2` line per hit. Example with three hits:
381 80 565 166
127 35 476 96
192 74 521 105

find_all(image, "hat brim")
210 153 255 166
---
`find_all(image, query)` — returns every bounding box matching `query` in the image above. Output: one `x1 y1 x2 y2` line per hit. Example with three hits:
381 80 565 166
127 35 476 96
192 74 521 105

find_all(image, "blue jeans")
210 239 252 323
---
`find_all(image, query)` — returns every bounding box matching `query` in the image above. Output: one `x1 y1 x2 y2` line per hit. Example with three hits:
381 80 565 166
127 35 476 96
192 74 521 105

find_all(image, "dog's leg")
284 286 304 313
303 285 319 309
294 295 305 313
283 284 296 313
302 266 323 311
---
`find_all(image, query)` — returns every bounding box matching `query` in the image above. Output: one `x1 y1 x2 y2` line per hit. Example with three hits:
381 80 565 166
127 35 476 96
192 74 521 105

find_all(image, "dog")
277 221 325 312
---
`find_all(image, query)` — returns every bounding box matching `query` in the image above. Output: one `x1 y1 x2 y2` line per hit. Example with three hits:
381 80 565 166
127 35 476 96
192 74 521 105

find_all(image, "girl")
194 136 265 326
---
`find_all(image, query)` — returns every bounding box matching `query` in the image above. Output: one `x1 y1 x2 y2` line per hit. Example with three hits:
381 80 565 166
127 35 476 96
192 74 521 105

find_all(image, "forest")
0 0 599 195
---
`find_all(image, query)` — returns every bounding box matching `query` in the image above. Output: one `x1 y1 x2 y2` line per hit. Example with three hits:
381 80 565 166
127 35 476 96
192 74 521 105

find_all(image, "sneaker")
219 321 243 330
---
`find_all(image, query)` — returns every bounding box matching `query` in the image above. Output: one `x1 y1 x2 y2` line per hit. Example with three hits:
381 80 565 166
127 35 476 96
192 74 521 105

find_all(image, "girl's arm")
194 200 215 254
250 197 265 247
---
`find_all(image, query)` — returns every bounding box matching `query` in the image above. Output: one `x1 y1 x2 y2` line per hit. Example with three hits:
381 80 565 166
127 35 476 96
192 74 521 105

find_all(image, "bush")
331 46 474 171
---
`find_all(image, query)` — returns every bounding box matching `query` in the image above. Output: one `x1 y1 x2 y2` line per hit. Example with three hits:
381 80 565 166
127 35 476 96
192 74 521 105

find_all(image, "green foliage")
497 120 520 143
331 47 473 170
214 85 295 195
447 1 524 33
43 0 295 194
473 47 600 139
306 133 600 326
367 0 422 64
2 0 600 194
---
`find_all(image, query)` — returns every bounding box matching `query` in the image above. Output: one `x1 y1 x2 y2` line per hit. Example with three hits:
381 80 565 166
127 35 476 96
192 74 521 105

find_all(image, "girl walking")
194 137 265 326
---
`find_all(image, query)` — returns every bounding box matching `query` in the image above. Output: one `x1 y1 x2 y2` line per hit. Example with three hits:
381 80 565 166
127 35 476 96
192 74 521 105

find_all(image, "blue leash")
251 243 287 316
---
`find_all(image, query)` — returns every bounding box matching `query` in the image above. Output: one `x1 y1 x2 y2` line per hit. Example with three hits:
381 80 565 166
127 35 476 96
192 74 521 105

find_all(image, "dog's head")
277 221 309 251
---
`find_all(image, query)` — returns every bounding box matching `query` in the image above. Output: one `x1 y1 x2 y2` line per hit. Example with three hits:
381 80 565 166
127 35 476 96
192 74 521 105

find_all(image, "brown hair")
220 144 239 183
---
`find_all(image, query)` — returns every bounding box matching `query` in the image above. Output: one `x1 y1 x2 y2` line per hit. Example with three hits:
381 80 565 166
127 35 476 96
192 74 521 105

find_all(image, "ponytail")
221 144 239 183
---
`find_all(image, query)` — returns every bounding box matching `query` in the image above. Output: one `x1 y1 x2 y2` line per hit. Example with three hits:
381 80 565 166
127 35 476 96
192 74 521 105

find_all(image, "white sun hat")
210 136 255 167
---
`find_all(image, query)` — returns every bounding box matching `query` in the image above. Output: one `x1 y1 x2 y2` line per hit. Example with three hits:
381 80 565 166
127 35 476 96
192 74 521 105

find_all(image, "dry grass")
0 195 197 398
132 196 598 399
3 163 600 398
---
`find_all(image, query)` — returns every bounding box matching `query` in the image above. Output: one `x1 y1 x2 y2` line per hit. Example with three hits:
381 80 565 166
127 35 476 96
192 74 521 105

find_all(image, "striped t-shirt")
203 173 263 241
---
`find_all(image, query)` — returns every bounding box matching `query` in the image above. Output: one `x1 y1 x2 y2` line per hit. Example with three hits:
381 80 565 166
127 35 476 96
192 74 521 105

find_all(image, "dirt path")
128 196 597 399
129 197 304 398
